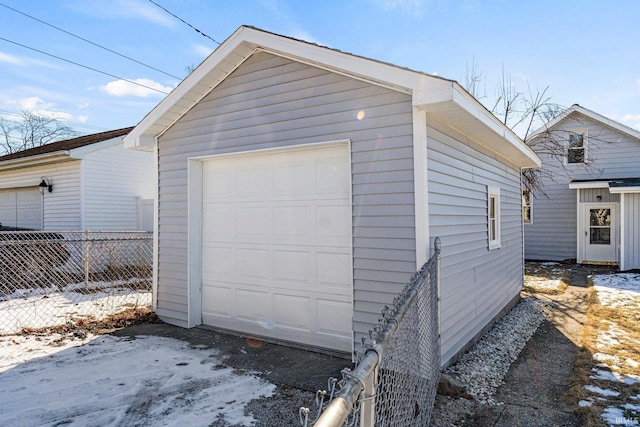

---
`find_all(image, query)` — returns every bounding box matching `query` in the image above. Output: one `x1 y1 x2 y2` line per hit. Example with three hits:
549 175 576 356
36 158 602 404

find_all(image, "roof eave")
0 150 71 172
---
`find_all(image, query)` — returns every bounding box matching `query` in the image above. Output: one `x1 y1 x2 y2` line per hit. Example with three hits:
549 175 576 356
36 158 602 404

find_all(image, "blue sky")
1 0 639 136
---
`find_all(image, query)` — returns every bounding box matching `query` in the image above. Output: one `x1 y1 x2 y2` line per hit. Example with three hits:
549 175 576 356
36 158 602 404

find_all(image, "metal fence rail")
301 238 441 427
0 231 152 334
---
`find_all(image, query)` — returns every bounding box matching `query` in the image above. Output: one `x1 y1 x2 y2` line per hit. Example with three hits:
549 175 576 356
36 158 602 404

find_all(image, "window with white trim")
488 186 501 250
567 130 587 163
522 190 532 224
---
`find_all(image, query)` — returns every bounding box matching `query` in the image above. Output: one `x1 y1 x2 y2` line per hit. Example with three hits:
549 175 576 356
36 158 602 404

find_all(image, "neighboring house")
0 128 154 232
124 26 540 366
524 104 640 271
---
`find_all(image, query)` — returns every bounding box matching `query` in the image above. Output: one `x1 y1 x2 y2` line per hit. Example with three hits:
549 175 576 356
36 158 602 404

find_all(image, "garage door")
0 187 42 229
200 143 353 352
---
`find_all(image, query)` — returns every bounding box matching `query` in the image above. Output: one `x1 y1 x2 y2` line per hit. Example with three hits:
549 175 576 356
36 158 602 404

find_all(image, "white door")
0 187 43 229
200 143 353 352
582 203 617 264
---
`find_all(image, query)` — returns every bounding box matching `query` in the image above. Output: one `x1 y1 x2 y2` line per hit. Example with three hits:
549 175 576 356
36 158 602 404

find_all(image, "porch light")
39 177 52 194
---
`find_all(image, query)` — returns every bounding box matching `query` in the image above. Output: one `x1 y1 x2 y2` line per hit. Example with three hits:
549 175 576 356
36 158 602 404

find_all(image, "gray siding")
623 193 640 270
157 52 416 336
525 114 640 261
427 119 524 364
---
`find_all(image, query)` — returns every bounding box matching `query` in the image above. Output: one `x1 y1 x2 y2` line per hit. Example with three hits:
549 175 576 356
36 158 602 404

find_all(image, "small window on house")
567 131 586 163
488 186 501 250
522 190 532 224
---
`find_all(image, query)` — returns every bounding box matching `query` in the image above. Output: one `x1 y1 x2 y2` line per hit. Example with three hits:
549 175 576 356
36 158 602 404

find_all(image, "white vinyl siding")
622 193 640 270
83 143 154 230
0 161 82 230
157 52 416 335
427 119 524 364
525 114 640 261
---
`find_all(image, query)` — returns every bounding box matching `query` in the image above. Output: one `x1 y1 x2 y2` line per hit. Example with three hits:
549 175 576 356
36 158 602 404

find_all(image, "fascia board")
0 151 70 172
568 181 610 189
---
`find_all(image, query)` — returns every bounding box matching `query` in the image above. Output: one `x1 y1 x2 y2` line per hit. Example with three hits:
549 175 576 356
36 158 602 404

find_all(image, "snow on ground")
584 273 640 426
523 262 566 293
0 334 275 426
0 281 151 334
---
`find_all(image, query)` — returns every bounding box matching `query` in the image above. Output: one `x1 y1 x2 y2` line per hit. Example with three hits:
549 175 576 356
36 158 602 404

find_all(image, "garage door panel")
0 187 42 230
236 248 270 280
237 166 269 197
273 294 311 330
202 285 233 317
316 204 351 244
202 206 234 239
317 299 352 337
273 205 310 241
202 246 233 277
201 143 352 352
273 250 310 283
236 206 272 242
236 289 269 321
316 157 350 195
317 252 352 289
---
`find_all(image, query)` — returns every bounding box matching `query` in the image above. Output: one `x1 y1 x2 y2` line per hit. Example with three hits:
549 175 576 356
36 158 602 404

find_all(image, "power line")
0 110 110 132
0 2 182 81
0 36 171 95
147 0 221 45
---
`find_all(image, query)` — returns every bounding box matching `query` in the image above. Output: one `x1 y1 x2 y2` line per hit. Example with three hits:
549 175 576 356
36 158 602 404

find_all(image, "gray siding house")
125 26 540 365
524 105 640 271
0 128 154 231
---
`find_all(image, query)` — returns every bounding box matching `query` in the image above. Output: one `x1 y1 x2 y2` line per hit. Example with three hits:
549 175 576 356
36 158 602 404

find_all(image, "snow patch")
0 334 275 426
585 385 620 397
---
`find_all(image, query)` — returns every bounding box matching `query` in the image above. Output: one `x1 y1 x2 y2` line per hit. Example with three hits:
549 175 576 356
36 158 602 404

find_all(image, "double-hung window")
522 190 532 224
488 186 501 250
567 131 587 164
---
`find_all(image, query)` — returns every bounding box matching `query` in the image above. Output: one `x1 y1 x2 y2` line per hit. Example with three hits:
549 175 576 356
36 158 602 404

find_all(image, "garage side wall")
157 52 417 339
0 161 82 230
426 118 524 365
83 143 155 230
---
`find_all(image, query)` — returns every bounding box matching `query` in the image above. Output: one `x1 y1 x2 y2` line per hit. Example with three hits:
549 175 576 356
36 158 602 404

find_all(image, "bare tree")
463 64 571 194
0 111 79 155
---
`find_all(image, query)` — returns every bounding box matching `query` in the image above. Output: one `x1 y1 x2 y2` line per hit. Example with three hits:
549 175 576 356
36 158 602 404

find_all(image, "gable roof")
124 25 539 168
0 127 134 162
0 127 133 172
529 104 640 141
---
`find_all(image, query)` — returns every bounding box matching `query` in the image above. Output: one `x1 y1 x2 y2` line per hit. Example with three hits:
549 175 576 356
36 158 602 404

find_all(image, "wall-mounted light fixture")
596 195 602 201
39 177 52 194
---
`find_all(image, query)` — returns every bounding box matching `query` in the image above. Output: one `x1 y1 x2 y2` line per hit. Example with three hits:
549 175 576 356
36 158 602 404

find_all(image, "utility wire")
0 110 108 131
147 0 221 45
0 2 182 80
0 36 171 95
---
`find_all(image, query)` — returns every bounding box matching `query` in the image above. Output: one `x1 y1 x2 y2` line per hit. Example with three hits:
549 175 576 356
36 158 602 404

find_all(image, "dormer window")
567 131 586 163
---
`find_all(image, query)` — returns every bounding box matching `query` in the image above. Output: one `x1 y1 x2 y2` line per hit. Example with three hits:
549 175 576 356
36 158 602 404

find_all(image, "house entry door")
582 203 617 264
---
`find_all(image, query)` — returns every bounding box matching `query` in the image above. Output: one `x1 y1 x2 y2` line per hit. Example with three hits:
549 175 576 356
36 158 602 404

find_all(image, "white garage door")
201 143 353 352
0 187 42 229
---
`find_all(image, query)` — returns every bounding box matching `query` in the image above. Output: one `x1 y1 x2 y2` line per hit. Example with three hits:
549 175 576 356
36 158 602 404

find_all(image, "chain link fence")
301 238 441 427
0 230 152 334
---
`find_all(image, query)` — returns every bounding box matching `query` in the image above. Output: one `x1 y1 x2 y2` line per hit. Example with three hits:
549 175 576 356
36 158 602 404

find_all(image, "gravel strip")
444 298 551 405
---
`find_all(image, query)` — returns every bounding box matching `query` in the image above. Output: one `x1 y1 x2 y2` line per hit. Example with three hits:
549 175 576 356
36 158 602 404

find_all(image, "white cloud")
100 78 173 97
13 97 74 121
0 52 24 66
65 0 175 28
193 44 214 58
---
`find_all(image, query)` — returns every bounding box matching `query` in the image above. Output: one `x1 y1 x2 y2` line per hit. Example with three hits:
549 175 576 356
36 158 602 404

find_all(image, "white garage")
0 187 42 229
198 143 353 351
